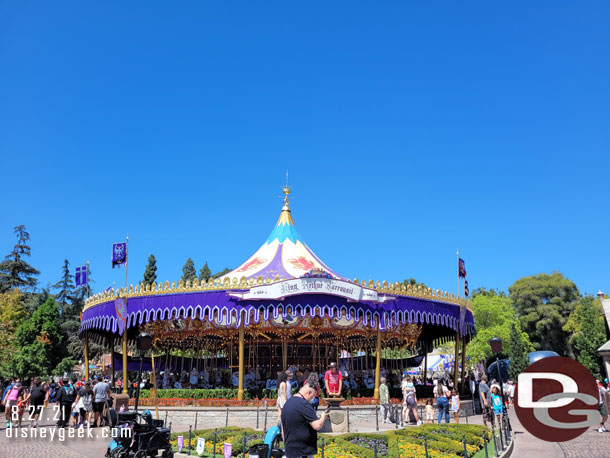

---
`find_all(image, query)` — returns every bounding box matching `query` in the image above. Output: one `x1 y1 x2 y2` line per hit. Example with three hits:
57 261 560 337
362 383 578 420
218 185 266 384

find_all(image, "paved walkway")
1 403 610 456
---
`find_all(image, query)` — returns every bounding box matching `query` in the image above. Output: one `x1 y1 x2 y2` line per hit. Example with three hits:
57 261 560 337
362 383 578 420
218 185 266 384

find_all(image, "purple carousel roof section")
79 290 475 337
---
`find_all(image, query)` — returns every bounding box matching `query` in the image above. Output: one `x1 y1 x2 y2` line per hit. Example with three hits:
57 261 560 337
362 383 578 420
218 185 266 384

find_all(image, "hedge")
138 388 249 400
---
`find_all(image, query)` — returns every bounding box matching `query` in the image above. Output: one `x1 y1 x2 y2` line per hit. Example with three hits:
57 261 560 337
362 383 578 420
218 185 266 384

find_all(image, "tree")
143 254 158 287
509 272 580 355
181 258 197 284
53 259 74 314
12 298 75 378
199 262 212 283
563 296 606 378
508 321 530 380
0 225 40 292
466 290 534 364
0 289 28 377
211 267 231 280
402 277 427 289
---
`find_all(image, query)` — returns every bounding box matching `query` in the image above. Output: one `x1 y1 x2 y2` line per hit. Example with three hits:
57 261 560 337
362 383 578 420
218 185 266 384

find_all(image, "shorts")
600 403 608 417
92 401 105 413
31 404 44 416
406 397 417 408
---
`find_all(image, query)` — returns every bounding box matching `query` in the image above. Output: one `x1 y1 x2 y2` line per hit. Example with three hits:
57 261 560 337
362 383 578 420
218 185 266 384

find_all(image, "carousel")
79 186 475 400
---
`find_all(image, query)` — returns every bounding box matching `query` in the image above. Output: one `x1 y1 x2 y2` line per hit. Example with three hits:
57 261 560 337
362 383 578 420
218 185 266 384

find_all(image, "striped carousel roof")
218 186 344 282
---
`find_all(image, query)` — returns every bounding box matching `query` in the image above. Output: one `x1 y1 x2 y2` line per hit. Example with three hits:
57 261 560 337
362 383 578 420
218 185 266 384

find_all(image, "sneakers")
602 425 608 432
599 427 605 433
417 421 422 426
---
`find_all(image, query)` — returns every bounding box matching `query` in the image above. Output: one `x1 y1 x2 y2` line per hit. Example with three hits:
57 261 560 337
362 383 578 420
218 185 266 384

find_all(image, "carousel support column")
373 323 382 399
84 332 90 381
422 338 428 381
282 339 288 371
460 336 467 394
110 335 115 386
238 321 245 401
453 332 460 390
122 330 128 394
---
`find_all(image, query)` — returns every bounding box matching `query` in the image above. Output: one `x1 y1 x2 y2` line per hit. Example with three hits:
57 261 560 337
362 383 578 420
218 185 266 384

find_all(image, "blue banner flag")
112 242 127 268
458 258 467 278
464 279 469 297
75 265 88 287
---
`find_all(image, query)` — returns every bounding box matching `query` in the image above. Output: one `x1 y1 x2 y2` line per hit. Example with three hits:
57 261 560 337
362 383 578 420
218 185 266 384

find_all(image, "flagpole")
122 234 129 395
86 260 90 299
125 234 129 291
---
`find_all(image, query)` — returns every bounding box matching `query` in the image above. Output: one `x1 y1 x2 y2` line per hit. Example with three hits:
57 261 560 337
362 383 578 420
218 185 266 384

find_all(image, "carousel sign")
230 277 394 303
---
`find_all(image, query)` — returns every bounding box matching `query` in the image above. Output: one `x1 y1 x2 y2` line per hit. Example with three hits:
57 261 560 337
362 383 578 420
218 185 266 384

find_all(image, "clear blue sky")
1 1 609 297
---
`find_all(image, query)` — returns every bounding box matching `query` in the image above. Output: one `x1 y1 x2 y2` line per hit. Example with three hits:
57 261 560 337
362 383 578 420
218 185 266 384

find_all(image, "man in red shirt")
324 362 343 397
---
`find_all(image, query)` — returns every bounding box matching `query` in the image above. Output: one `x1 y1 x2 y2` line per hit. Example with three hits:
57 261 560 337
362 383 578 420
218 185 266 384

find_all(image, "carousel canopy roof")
218 187 344 282
79 186 476 345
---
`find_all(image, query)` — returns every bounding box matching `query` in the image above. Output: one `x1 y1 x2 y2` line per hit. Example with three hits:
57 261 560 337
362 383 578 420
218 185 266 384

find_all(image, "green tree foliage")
181 258 197 284
12 298 75 378
403 277 427 289
211 267 231 280
0 225 40 292
199 262 212 283
509 272 579 355
53 259 74 313
563 296 606 378
0 289 28 377
143 254 158 286
508 321 530 380
466 291 534 364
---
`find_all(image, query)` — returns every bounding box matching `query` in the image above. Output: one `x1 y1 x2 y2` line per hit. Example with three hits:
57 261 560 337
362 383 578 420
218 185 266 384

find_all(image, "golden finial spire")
282 169 291 209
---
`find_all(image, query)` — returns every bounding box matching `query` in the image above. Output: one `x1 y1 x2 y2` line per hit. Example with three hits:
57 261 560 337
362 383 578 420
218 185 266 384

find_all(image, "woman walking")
433 379 450 424
24 377 47 428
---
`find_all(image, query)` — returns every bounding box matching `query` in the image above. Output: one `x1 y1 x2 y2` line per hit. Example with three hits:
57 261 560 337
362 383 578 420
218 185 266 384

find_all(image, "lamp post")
488 337 511 433
134 332 153 412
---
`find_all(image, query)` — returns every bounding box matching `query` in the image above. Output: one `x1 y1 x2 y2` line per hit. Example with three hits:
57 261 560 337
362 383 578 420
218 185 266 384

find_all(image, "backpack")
64 384 75 397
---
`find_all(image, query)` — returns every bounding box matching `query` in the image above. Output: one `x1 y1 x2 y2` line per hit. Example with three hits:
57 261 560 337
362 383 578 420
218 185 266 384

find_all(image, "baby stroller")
105 409 173 458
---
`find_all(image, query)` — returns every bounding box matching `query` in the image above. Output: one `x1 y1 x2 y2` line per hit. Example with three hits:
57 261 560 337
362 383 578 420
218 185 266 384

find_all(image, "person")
597 381 608 432
324 362 343 397
450 388 460 424
285 370 294 401
425 399 434 424
402 376 421 425
277 372 288 425
74 381 93 427
92 376 111 427
478 376 493 427
281 373 329 458
491 385 503 426
2 379 20 428
379 377 390 423
55 378 77 428
433 380 450 424
25 377 47 428
507 380 515 407
16 388 27 428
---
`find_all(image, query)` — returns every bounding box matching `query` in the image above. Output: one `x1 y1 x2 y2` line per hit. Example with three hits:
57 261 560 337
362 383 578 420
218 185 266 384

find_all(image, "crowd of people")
0 374 113 429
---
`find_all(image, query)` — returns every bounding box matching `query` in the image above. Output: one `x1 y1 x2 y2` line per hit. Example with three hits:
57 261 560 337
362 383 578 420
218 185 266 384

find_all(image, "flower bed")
168 424 490 457
129 397 277 407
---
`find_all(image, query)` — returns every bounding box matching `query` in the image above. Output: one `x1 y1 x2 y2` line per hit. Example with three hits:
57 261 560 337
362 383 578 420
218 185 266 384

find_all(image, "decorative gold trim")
82 276 473 314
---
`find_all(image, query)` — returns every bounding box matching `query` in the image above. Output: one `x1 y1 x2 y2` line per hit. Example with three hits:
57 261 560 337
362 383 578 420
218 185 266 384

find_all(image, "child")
425 399 434 424
450 389 460 424
491 385 503 426
16 389 27 428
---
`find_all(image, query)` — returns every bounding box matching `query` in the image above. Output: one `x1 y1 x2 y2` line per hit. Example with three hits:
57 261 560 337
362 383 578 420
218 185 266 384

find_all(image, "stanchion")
213 429 217 458
263 401 268 431
483 434 489 458
195 411 198 431
188 425 192 455
499 422 504 451
375 405 379 431
169 422 172 433
374 442 378 458
321 438 325 458
424 436 429 458
164 411 168 427
256 405 260 429
225 407 229 427
347 406 350 432
462 437 468 457
242 434 246 458
395 405 398 429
